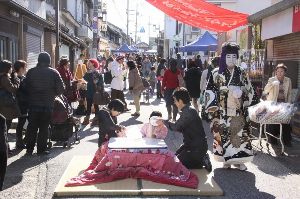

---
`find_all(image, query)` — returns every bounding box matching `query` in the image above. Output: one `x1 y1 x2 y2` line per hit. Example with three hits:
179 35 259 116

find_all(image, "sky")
106 0 165 44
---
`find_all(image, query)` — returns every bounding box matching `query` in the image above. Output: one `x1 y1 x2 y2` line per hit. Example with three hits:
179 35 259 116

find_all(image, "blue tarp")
179 31 217 52
112 44 138 53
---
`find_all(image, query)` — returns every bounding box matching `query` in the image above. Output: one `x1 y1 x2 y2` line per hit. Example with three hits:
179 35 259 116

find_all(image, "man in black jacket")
166 88 212 172
0 114 7 190
25 52 65 155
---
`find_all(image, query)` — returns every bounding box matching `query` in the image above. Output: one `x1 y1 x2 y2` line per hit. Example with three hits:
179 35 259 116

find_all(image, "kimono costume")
204 65 256 164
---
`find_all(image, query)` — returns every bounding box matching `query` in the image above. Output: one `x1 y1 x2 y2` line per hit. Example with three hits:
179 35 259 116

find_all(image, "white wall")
220 0 272 44
67 0 76 19
261 7 293 40
76 0 83 23
14 0 46 19
164 15 177 58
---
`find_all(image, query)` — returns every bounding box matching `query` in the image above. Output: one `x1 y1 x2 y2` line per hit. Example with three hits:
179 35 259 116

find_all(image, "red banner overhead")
146 0 249 32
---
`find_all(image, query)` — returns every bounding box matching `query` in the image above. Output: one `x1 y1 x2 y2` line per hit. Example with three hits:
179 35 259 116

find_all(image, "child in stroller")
48 95 80 148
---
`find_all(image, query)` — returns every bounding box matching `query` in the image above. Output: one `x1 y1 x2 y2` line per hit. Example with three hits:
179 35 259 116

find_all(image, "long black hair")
127 61 136 70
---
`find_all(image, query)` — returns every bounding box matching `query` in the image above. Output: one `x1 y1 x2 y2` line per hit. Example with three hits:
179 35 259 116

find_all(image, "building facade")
248 0 300 99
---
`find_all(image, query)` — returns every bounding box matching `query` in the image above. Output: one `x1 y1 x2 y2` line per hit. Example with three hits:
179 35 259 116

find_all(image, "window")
0 36 6 61
9 40 18 63
0 36 18 63
191 27 200 32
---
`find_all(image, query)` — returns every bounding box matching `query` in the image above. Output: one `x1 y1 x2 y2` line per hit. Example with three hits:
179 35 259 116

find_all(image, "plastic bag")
248 101 296 124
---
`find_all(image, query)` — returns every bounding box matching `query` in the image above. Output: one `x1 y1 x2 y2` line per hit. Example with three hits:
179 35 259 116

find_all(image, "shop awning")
112 44 138 53
146 0 248 32
179 31 217 52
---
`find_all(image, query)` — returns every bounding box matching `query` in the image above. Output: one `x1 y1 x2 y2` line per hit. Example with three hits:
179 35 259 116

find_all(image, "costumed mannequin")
204 42 256 170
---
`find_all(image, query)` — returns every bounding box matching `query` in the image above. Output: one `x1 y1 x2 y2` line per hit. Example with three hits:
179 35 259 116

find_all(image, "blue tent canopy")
179 31 217 52
112 44 138 53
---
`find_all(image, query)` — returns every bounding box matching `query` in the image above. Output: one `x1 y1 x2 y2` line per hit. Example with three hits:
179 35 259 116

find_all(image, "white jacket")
263 76 292 103
200 69 209 93
110 61 125 91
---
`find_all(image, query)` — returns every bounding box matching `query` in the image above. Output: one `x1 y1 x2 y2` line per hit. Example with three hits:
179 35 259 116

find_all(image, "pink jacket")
140 123 168 139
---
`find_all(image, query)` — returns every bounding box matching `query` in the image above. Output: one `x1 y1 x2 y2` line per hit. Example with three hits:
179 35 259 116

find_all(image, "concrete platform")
54 156 223 197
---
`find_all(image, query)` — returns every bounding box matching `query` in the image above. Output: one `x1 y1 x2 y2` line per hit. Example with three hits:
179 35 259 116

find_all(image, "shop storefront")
24 23 44 69
249 1 300 99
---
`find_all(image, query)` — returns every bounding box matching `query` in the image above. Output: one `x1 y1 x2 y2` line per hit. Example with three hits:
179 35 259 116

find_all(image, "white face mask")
149 116 160 127
78 60 83 65
225 54 237 68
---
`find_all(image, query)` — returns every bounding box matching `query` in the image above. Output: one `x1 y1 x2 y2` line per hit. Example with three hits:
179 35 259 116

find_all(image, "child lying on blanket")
140 111 168 139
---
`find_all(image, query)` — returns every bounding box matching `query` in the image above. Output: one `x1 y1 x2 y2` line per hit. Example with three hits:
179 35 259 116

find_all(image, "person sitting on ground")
140 111 168 139
97 99 126 147
166 87 212 172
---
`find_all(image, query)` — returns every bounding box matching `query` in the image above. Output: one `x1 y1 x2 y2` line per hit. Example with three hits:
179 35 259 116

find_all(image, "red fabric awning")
146 0 249 32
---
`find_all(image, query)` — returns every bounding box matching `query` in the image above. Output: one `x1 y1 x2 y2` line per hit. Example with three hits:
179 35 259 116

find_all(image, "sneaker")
131 112 140 117
124 108 131 112
233 163 247 171
223 163 231 169
203 153 212 172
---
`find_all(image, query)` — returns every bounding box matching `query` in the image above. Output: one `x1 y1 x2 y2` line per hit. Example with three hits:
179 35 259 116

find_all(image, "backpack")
104 70 113 84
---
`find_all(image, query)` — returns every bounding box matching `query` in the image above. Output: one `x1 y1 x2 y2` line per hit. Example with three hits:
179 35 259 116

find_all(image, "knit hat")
89 59 99 69
38 52 51 65
219 42 240 74
116 55 124 61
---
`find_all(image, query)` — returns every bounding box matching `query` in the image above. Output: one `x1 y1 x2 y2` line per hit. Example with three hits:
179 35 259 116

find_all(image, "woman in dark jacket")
97 99 125 147
184 60 202 112
0 60 20 134
156 59 166 99
57 57 78 103
82 59 104 125
162 59 180 121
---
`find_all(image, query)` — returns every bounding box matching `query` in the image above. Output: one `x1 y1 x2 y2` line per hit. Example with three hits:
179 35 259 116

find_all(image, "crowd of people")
0 41 297 190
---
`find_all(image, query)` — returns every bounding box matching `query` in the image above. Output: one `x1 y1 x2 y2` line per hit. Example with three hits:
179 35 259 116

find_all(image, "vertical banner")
292 4 300 33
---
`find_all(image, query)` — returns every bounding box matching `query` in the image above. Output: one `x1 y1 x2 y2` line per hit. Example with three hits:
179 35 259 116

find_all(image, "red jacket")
162 69 180 90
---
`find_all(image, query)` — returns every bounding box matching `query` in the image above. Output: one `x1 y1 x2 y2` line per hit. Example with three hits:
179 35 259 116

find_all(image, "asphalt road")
1 92 300 199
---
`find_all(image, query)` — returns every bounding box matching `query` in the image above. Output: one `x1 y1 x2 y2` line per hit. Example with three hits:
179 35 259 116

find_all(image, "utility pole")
148 16 151 45
135 2 138 44
175 20 179 54
55 0 60 64
126 0 129 44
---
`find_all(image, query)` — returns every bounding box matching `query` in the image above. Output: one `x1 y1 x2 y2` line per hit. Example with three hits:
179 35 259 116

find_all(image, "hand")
272 80 280 86
156 119 163 126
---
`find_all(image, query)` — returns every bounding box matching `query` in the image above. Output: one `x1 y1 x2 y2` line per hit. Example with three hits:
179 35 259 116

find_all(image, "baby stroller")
48 95 80 148
142 77 151 104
